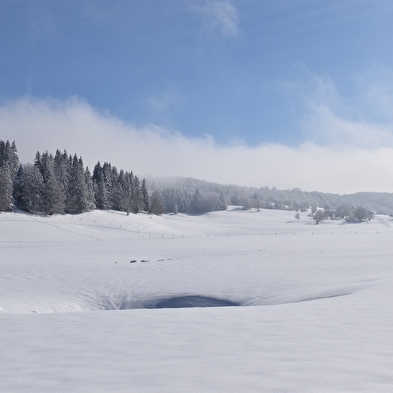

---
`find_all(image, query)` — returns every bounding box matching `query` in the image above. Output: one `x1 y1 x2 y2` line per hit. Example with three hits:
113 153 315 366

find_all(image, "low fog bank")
1 97 393 195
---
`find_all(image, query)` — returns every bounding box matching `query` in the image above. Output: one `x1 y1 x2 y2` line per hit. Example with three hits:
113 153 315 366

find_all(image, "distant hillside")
341 192 393 215
148 176 393 215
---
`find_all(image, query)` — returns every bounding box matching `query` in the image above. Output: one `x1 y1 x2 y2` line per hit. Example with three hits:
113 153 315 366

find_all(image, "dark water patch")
97 286 362 311
151 295 240 309
98 294 240 310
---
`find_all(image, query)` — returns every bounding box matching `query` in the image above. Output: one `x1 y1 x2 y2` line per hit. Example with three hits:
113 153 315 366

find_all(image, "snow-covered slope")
1 208 393 392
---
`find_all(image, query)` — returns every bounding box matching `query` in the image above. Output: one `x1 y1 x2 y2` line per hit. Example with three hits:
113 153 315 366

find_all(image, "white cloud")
193 0 239 37
1 96 393 194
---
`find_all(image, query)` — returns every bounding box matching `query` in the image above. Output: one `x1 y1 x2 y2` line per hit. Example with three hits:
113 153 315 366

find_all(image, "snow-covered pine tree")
122 171 133 214
2 141 19 182
0 140 19 180
9 141 19 180
66 155 90 214
93 162 110 210
54 149 72 202
102 162 114 210
38 152 65 214
129 171 136 213
84 167 96 211
141 178 149 212
0 167 13 211
14 164 45 213
34 151 41 172
0 140 20 211
132 175 143 213
112 169 127 212
109 165 119 210
12 165 24 210
0 141 15 210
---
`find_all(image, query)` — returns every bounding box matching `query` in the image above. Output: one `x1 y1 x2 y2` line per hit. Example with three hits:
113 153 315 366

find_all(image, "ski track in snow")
25 214 106 241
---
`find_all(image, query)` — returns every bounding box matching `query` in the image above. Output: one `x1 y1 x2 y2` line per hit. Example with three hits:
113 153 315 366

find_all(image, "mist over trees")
0 140 391 218
148 176 391 216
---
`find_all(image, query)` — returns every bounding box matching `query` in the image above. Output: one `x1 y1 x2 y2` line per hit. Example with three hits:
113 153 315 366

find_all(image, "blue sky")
1 0 393 193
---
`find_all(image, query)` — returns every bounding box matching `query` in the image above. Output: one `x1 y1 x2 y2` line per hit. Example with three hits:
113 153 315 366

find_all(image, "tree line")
0 140 391 217
150 176 393 216
0 140 164 215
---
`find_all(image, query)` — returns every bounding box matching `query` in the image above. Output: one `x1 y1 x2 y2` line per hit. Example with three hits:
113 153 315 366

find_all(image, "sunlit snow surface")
1 208 393 392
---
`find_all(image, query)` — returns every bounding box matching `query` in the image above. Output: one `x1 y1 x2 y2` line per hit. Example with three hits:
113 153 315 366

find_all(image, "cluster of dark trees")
13 151 96 215
91 161 149 214
0 140 164 215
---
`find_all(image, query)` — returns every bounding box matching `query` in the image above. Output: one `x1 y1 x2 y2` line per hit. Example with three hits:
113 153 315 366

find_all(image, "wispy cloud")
353 66 393 123
1 96 393 194
145 88 183 114
283 65 393 149
302 103 393 149
192 0 239 37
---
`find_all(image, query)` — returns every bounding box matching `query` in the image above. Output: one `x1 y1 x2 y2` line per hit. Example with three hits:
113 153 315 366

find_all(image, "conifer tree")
101 162 114 209
13 165 24 210
112 169 129 212
54 150 71 199
0 140 20 211
129 171 136 213
0 167 13 211
0 140 19 179
38 152 65 214
109 165 119 209
43 173 66 214
132 175 143 213
141 178 149 212
14 164 45 213
84 167 96 211
66 155 90 214
122 171 133 214
93 162 110 210
9 141 19 179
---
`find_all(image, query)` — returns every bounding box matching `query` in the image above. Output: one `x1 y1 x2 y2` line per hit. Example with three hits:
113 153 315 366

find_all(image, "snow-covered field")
1 207 393 392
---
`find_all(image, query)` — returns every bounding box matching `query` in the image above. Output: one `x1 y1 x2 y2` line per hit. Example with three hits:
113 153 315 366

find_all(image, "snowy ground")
1 207 393 392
